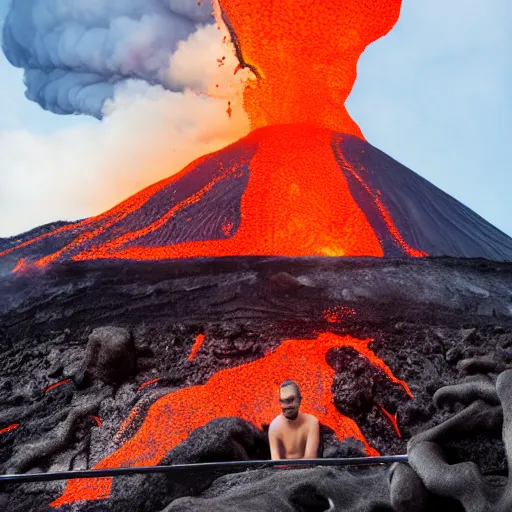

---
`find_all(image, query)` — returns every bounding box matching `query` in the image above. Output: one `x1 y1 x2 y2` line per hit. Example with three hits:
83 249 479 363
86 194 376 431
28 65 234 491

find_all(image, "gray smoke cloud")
1 0 215 118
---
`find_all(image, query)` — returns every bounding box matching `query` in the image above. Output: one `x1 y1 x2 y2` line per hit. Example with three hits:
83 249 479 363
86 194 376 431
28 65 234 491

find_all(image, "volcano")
1 124 512 273
2 0 512 271
2 1 512 510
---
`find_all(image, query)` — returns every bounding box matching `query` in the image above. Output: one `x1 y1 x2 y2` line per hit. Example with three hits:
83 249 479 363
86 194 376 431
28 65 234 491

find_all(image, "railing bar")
0 455 408 484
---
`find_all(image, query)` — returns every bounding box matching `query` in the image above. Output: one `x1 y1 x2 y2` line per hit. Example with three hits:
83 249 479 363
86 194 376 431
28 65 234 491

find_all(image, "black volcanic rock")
163 466 393 512
78 326 137 386
336 134 512 261
1 257 512 511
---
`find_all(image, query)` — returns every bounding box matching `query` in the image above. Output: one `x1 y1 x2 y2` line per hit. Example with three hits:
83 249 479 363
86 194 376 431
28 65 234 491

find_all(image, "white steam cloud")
0 18 252 237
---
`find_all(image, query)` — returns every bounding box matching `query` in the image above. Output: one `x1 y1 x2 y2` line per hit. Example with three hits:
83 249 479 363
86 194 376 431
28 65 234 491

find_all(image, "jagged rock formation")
404 366 512 512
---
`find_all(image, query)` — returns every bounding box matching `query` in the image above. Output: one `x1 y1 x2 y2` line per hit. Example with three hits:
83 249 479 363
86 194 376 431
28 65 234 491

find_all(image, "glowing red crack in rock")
189 333 206 361
43 379 73 393
137 378 163 392
90 416 103 428
377 404 402 439
0 424 19 436
51 332 411 507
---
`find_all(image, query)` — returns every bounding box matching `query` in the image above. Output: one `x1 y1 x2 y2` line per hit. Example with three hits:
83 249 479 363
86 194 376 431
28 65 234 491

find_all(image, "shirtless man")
268 380 321 460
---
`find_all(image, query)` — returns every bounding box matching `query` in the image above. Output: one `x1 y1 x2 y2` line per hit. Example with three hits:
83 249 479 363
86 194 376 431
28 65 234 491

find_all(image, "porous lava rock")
163 466 393 511
404 366 512 512
80 326 136 386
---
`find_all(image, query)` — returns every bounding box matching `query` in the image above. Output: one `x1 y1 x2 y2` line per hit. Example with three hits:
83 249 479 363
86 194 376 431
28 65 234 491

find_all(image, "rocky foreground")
1 256 512 511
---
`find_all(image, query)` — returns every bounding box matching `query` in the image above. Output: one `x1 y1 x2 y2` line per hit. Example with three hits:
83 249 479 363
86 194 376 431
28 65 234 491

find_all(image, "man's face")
279 385 301 420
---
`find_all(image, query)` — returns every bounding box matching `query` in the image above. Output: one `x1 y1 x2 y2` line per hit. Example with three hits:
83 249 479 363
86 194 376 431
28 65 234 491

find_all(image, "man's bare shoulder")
302 413 320 426
269 415 284 432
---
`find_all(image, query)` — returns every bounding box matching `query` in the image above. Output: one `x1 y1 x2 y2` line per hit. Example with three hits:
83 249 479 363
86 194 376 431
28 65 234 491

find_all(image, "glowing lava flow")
70 125 386 261
0 423 19 435
51 332 411 507
216 0 402 135
0 0 428 267
189 333 206 361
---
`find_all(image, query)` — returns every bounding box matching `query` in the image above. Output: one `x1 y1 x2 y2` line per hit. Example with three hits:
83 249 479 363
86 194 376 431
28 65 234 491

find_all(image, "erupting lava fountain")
2 0 512 272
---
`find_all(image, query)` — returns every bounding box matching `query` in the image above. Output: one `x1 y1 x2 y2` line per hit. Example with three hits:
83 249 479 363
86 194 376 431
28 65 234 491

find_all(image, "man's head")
279 380 302 420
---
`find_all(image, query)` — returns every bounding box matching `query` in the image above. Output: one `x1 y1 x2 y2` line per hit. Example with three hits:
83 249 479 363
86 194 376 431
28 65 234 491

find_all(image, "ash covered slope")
1 126 512 276
336 135 512 261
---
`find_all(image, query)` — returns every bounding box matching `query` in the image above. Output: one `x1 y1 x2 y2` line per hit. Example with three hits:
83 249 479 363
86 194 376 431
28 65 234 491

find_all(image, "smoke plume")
2 0 215 117
0 2 252 237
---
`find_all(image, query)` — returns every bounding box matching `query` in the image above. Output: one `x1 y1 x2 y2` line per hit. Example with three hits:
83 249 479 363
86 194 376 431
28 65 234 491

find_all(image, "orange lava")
217 0 402 136
0 153 212 267
12 258 27 273
323 306 356 324
137 378 163 392
70 125 385 261
51 332 410 507
43 379 73 393
377 404 402 438
0 159 198 261
333 142 428 258
0 423 19 435
113 407 141 446
91 416 103 428
189 334 206 361
1 0 428 269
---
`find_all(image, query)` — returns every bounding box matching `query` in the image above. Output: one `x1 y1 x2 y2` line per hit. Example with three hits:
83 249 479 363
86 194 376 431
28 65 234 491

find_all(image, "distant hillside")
0 221 73 252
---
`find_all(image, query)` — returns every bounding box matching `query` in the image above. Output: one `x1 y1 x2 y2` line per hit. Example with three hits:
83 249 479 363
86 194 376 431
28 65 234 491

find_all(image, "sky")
0 0 510 238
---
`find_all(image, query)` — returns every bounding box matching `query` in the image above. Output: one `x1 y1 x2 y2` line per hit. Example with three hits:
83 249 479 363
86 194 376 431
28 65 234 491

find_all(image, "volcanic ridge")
2 124 512 275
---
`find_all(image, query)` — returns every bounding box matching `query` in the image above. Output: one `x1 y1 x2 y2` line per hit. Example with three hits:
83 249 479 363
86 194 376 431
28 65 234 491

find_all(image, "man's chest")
280 426 308 450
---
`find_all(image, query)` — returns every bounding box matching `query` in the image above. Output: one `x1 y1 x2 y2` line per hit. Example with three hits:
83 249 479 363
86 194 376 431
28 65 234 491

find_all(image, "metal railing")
0 455 408 485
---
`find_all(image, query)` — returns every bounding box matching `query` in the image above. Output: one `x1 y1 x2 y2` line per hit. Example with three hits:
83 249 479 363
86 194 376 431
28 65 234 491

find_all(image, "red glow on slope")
333 143 427 258
0 423 19 435
323 306 356 324
377 404 402 438
0 159 200 261
189 334 206 361
137 378 163 392
217 0 402 136
12 258 27 273
1 153 211 267
91 416 103 428
43 379 73 393
70 125 385 261
51 332 410 507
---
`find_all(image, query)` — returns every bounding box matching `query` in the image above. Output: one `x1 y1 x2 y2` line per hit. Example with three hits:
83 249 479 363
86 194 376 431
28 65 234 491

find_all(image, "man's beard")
284 409 298 420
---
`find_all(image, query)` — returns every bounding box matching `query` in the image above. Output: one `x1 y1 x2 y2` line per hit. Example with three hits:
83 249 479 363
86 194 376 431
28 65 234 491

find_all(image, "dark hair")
280 380 302 401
